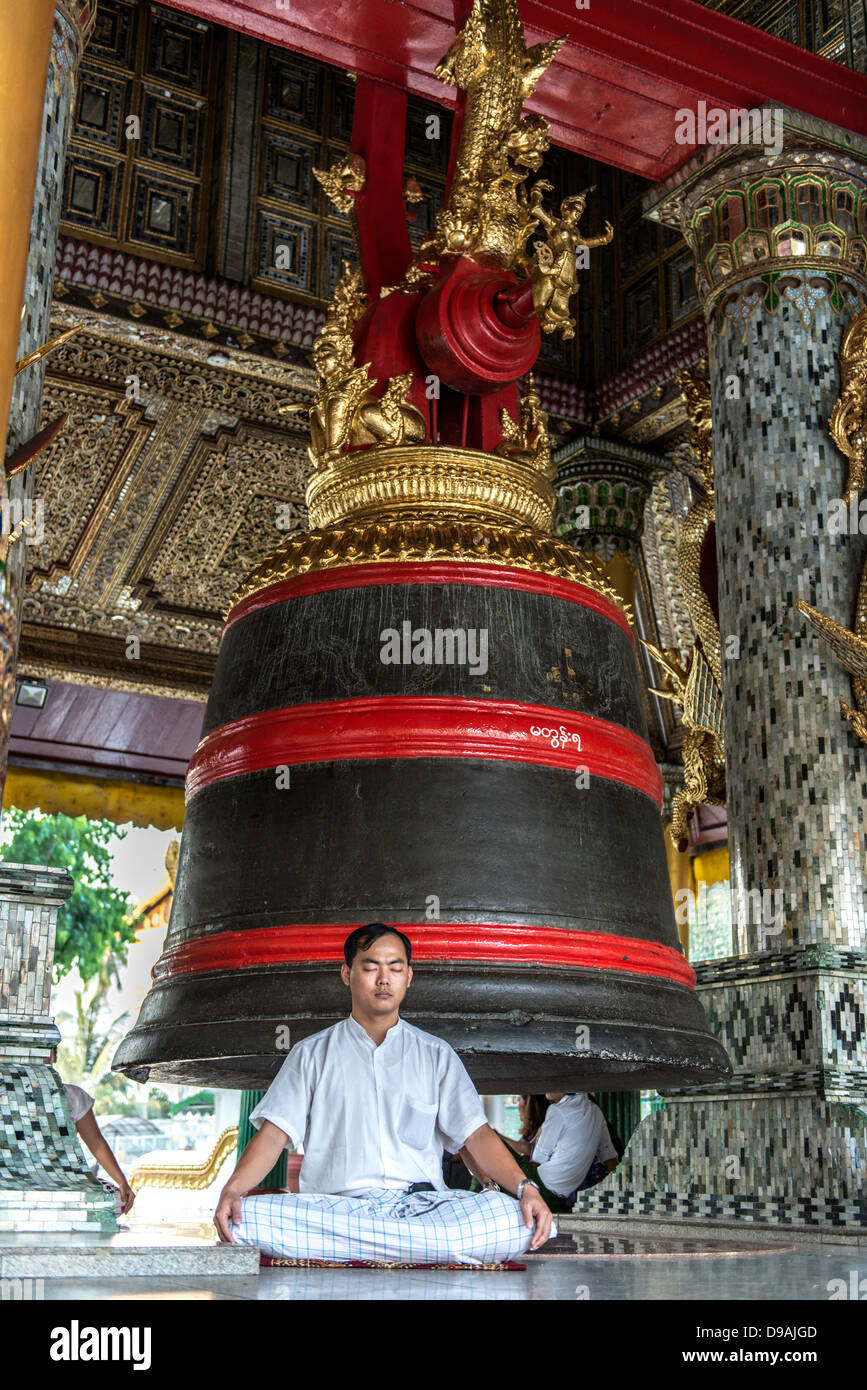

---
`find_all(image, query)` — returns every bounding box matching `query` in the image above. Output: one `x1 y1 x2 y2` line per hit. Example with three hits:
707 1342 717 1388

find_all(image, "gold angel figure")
529 182 614 340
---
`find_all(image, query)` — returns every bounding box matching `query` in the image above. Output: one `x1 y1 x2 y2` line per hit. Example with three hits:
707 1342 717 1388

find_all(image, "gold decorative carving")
798 586 867 744
828 304 867 506
529 182 613 340
642 369 725 847
642 640 726 851
495 374 553 475
129 1127 239 1191
796 304 867 744
797 565 867 745
15 326 80 376
21 307 314 692
674 368 721 687
232 517 633 628
304 264 425 470
305 443 555 532
313 153 366 214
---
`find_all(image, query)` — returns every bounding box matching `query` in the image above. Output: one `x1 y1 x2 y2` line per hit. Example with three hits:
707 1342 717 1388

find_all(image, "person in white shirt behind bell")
213 923 556 1265
530 1093 619 1206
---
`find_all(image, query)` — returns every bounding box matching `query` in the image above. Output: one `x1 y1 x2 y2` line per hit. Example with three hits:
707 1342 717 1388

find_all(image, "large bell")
113 445 731 1094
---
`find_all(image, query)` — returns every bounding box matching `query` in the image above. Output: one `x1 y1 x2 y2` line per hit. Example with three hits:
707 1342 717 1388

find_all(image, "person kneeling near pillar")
213 924 555 1265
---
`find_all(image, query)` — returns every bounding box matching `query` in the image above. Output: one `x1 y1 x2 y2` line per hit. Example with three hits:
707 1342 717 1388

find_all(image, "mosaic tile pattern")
695 966 867 1076
573 1096 867 1226
711 284 867 953
0 864 115 1233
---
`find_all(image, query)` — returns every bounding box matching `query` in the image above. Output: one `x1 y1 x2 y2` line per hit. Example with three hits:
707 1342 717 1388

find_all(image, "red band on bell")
225 561 633 641
153 923 696 990
185 695 662 806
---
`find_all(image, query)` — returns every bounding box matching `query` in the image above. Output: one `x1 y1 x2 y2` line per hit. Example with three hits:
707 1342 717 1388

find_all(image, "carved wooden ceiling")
22 303 313 697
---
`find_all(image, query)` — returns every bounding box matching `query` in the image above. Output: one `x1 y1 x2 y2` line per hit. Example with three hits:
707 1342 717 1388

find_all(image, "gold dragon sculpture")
797 304 867 745
411 0 611 338
643 368 726 851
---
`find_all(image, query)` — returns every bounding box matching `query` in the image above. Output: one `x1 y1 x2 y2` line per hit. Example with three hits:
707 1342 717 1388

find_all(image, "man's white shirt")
249 1014 488 1196
532 1094 617 1196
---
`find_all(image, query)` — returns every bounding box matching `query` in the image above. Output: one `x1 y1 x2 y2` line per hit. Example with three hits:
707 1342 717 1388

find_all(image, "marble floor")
24 1232 867 1301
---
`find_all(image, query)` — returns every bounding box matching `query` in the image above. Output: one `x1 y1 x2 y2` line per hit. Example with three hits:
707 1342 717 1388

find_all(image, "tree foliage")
1 810 140 980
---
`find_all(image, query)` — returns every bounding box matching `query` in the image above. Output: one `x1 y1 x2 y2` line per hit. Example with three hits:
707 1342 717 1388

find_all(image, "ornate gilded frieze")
232 518 632 627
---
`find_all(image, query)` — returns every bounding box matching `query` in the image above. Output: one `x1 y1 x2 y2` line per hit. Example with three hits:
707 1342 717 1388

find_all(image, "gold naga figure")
428 0 563 268
828 303 867 506
643 368 726 851
797 304 867 745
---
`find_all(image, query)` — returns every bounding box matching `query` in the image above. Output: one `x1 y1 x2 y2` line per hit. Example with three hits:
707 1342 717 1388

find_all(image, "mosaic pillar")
572 111 867 1231
1 0 93 805
0 8 111 1234
0 863 115 1231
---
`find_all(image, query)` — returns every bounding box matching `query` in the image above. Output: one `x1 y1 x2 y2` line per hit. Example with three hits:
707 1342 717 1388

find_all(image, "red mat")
260 1254 526 1270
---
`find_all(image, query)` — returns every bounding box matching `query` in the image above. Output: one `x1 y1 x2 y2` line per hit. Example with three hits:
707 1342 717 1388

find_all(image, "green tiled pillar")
236 1090 288 1189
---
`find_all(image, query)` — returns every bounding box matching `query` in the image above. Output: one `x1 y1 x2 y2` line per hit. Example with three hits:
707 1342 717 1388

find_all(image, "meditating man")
213 923 555 1265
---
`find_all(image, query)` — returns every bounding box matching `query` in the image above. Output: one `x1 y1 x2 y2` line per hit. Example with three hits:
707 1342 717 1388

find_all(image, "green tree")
0 810 140 980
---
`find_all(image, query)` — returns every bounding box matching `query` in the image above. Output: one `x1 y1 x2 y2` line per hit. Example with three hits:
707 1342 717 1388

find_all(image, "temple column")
1 0 93 802
0 4 112 1233
552 436 659 614
569 109 867 1232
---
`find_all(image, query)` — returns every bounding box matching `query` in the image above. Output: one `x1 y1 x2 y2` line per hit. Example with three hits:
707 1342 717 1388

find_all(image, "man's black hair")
343 922 412 967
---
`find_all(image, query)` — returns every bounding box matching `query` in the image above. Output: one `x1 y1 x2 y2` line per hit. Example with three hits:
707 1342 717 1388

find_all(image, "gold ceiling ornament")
495 373 554 475
232 517 633 627
306 442 554 532
828 303 867 506
642 640 726 853
313 152 366 215
305 263 425 471
797 563 867 746
529 182 613 341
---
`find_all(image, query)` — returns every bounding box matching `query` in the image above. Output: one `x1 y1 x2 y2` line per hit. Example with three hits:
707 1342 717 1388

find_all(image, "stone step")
0 1223 259 1279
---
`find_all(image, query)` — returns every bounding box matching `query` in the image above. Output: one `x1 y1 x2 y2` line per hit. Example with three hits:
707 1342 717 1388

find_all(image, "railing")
129 1126 238 1191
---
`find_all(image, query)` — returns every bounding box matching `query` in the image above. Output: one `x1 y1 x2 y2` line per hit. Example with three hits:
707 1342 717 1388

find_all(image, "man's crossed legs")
230 1186 555 1265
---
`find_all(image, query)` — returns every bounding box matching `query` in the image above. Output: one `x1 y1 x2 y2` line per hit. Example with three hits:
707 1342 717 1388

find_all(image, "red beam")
164 0 867 179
